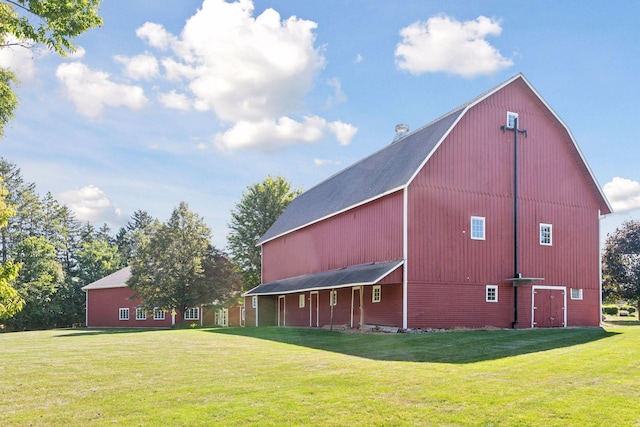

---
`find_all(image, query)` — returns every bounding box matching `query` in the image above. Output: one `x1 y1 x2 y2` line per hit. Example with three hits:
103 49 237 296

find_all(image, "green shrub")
602 306 618 316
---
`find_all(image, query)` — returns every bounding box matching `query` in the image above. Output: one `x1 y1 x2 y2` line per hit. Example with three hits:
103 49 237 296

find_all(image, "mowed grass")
1 325 639 426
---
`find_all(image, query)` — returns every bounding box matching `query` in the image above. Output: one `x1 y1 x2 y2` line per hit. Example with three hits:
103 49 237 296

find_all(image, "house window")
507 111 518 129
184 307 200 320
135 307 146 320
299 294 305 308
251 296 257 309
330 290 338 306
540 223 552 246
372 285 381 303
153 308 165 320
570 288 583 300
471 216 486 240
486 285 498 302
119 308 129 321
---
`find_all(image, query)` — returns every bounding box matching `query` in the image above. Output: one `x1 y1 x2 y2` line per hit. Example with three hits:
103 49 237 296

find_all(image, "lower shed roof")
244 260 404 296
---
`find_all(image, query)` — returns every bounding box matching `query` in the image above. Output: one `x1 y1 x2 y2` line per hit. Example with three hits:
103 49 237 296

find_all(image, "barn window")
486 285 498 302
471 216 486 240
299 294 305 308
330 290 338 306
372 285 381 303
119 308 129 320
184 307 200 320
135 307 146 320
540 223 552 246
251 296 257 308
570 288 583 300
506 111 518 129
153 308 165 320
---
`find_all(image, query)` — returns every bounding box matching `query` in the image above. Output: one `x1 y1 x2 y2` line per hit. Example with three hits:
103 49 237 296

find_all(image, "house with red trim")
244 74 611 330
82 267 215 328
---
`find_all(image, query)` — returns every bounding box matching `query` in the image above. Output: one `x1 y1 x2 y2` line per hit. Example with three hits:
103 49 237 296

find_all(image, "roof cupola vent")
393 124 409 141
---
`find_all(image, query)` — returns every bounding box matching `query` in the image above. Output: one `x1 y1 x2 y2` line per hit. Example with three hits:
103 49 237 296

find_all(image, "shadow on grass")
207 326 618 363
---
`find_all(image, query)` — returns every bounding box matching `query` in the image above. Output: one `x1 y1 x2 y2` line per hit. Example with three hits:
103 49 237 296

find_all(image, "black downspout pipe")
512 116 520 329
502 117 527 329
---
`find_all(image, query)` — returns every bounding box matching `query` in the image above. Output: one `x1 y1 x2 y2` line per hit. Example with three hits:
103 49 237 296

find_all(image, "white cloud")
114 52 160 80
55 62 148 118
395 15 513 78
354 53 363 63
136 22 177 51
0 35 39 82
603 177 640 214
68 46 86 59
327 121 357 146
135 0 354 151
325 77 346 107
314 158 341 167
158 90 191 111
58 185 123 225
215 115 356 151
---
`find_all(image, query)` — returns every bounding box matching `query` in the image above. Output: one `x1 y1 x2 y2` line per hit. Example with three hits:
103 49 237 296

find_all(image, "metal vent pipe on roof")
393 124 409 141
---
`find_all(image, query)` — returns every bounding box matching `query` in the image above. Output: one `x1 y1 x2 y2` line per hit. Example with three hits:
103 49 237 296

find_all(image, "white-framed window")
330 290 338 306
540 223 552 246
153 308 165 320
135 307 146 320
184 307 199 320
507 111 519 129
119 307 129 321
251 296 257 309
570 288 583 300
471 216 486 240
372 285 381 303
486 285 498 302
299 294 305 308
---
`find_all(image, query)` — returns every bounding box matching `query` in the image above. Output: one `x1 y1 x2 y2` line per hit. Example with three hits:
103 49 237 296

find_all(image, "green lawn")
1 325 638 426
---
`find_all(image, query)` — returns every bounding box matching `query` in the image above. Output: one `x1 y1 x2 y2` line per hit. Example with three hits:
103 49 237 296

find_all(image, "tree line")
0 158 299 330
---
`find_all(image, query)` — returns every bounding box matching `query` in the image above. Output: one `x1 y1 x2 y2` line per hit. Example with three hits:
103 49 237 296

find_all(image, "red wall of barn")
406 79 604 328
86 288 174 328
261 191 404 282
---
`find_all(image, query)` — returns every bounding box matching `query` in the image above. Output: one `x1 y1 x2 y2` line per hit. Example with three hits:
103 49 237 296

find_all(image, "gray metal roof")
81 267 131 290
244 260 404 296
258 107 465 244
257 73 611 245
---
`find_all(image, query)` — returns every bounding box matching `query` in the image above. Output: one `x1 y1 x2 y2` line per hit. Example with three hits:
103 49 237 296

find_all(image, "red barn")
244 74 611 330
82 267 215 328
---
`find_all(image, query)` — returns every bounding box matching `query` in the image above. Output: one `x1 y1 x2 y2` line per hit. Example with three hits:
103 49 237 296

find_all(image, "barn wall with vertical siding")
406 78 605 328
261 191 404 283
86 288 174 328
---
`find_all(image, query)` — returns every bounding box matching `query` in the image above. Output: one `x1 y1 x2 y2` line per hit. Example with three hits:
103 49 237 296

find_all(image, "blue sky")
1 0 639 249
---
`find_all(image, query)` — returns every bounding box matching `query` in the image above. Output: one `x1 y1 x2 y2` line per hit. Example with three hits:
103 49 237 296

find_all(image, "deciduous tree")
603 219 640 312
0 0 103 136
227 176 300 290
6 235 64 329
0 178 22 319
128 202 219 326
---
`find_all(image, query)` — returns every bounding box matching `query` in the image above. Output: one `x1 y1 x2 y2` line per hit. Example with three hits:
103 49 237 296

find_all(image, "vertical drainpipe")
402 187 408 329
502 115 527 329
84 290 89 327
598 209 603 325
512 116 520 329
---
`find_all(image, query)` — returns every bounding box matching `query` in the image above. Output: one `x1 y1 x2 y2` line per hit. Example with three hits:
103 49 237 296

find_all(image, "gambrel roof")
258 73 611 245
81 267 131 290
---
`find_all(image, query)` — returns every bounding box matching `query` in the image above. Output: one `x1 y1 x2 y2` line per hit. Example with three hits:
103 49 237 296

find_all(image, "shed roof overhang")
244 260 404 297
